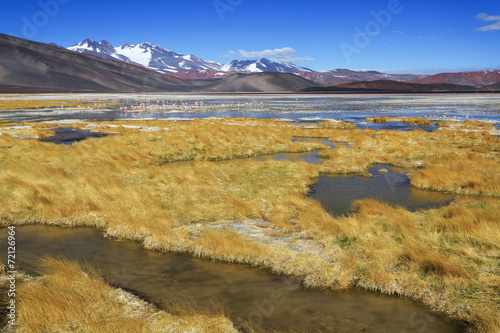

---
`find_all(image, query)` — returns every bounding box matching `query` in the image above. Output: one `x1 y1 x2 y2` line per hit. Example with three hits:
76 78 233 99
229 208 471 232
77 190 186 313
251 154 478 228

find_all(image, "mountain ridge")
68 39 314 74
68 39 222 73
221 58 314 73
297 69 426 85
65 39 500 88
408 70 500 87
299 80 487 93
168 68 428 84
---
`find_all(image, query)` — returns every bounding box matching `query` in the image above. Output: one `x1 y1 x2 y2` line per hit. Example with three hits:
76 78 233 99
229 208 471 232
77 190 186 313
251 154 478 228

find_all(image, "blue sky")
2 0 499 74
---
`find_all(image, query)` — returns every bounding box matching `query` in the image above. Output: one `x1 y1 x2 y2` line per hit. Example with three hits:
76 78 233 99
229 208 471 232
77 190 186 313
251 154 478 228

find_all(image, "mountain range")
0 34 318 93
408 70 500 87
67 39 427 84
66 39 500 88
1 34 499 94
297 69 426 85
67 39 314 74
67 39 223 73
300 80 483 93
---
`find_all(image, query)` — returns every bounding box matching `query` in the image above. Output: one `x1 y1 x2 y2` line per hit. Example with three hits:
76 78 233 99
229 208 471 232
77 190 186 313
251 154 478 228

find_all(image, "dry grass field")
0 117 498 332
366 116 433 126
0 100 123 110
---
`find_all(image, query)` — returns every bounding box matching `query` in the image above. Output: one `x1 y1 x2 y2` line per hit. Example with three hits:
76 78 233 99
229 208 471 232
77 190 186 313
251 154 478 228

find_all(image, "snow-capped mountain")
221 58 314 73
68 39 223 73
67 40 315 74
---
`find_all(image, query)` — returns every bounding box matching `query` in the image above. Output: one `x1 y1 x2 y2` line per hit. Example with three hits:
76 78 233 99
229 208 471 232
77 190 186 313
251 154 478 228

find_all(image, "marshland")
0 93 499 332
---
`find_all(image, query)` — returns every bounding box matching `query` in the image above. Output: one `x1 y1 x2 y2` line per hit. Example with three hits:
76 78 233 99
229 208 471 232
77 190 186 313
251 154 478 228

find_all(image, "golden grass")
309 197 500 332
5 258 235 332
399 243 470 278
0 118 322 238
435 120 497 131
398 117 433 126
0 117 499 331
366 116 387 123
314 121 357 128
0 99 123 110
366 117 432 126
84 118 327 163
411 155 500 196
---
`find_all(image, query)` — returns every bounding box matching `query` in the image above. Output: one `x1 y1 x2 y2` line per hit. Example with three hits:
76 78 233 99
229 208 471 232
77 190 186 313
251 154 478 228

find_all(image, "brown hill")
196 72 319 92
300 80 477 93
0 34 188 93
408 70 500 87
480 82 500 91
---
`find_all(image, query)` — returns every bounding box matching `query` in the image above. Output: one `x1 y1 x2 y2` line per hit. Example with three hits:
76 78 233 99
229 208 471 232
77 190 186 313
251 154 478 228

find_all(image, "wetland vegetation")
0 95 498 332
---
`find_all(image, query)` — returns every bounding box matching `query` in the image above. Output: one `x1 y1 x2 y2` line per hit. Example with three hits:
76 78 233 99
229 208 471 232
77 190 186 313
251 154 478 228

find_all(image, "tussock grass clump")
399 244 470 277
366 116 387 123
411 155 500 196
398 117 433 126
192 229 270 263
7 258 235 332
366 117 432 126
436 120 497 131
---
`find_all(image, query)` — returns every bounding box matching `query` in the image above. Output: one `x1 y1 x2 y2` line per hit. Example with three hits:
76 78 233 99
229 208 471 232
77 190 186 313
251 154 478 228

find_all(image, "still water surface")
0 226 464 332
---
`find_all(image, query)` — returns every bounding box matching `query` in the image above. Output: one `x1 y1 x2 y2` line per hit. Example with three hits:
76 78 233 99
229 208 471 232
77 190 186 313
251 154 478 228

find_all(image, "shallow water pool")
309 165 455 215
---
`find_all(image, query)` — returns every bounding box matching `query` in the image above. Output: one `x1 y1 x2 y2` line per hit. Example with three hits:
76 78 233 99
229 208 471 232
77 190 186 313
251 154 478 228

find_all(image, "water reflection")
39 127 107 145
2 94 499 131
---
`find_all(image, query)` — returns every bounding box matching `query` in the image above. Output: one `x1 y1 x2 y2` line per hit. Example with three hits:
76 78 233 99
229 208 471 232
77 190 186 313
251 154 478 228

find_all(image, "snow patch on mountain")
221 58 314 73
118 44 152 68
